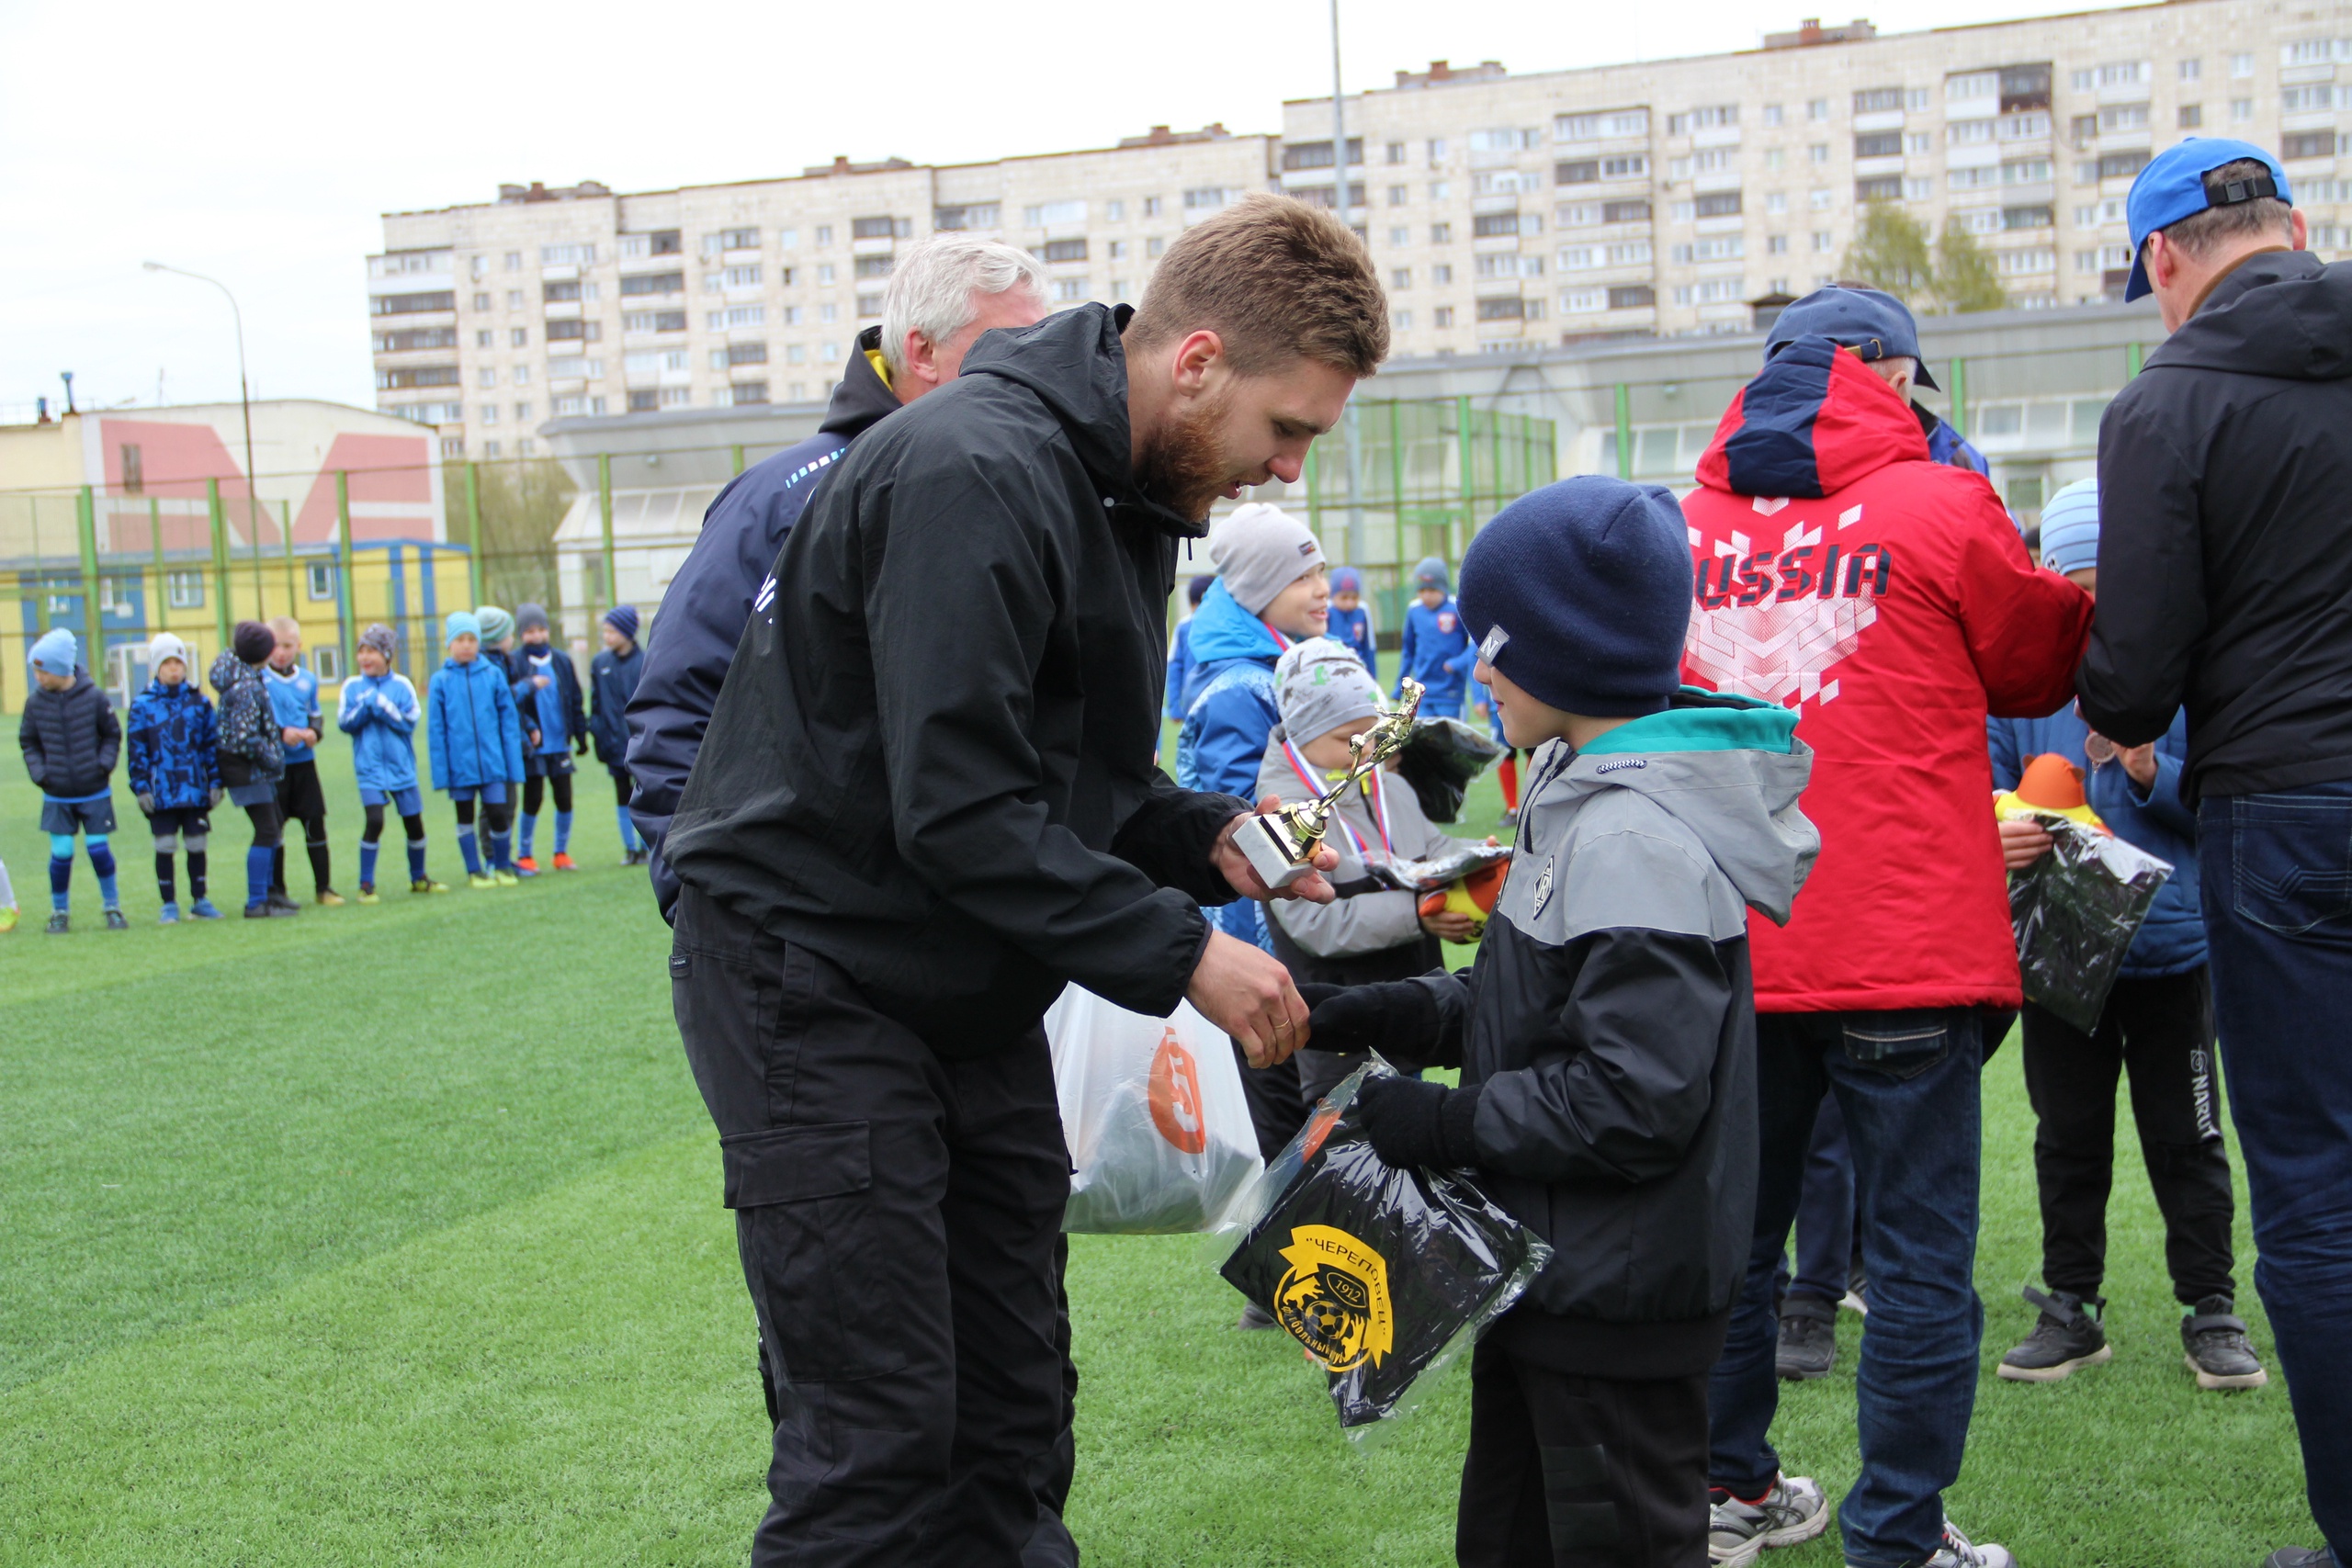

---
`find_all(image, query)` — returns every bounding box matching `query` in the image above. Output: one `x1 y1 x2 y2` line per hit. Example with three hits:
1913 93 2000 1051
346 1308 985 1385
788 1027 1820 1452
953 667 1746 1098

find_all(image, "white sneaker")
1861 1520 2015 1568
1711 1473 1831 1565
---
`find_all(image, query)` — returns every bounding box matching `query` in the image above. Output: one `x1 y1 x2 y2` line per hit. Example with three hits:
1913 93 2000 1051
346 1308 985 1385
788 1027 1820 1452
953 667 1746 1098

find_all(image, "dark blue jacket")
515 642 585 757
589 640 643 768
1988 705 2204 976
1329 602 1377 681
20 669 120 801
1163 617 1198 721
1396 594 1476 714
1174 578 1285 798
128 679 219 810
626 326 899 919
428 654 526 792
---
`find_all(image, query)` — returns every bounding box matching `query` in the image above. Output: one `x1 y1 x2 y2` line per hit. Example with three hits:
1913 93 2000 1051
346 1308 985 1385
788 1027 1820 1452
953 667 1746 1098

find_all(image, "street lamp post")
143 261 266 619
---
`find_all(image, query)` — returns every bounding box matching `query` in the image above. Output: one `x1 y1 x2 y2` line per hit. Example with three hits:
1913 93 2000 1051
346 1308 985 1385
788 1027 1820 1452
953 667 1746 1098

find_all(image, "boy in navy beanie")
1296 474 1820 1568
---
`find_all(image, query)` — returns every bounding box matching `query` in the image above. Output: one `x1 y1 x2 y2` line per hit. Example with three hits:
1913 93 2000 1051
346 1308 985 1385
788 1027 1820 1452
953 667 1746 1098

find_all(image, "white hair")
1868 354 1918 387
877 234 1047 376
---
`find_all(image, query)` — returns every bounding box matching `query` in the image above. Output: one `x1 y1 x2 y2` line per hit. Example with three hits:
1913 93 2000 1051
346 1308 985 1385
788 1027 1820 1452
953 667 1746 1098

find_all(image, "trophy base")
1238 814 1318 892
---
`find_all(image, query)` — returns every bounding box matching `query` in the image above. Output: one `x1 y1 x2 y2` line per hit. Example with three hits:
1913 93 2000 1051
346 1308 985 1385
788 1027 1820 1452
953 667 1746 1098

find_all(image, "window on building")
2097 150 2151 179
1107 240 1128 260
1021 199 1088 228
819 301 838 322
1388 226 1410 247
855 292 884 316
1037 238 1087 263
2231 52 2255 76
619 272 684 297
503 252 521 271
2178 103 2203 128
1808 98 1830 121
816 264 835 285
1811 188 1834 210
1428 138 1448 163
1430 222 1452 243
1385 141 1408 164
1144 196 1163 217
1104 199 1125 221
1810 143 1830 164
481 404 500 423
1432 306 1454 327
813 226 833 246
1855 131 1905 158
478 367 497 388
513 364 530 384
1049 278 1086 302
2284 130 2338 159
542 279 582 304
1429 179 1452 200
514 400 532 421
2179 58 2202 80
1696 191 1744 218
820 341 842 361
1610 285 1655 310
539 243 596 266
1813 230 1835 252
166 570 204 609
2232 97 2256 121
1146 237 1165 258
1852 86 1905 114
1765 191 1790 215
510 327 528 347
786 343 808 364
1763 103 1785 127
2282 85 2337 113
1907 132 1933 153
306 562 335 601
1386 185 1409 207
469 292 491 312
554 393 588 416
1767 233 1790 254
2004 204 2055 229
933 204 1000 231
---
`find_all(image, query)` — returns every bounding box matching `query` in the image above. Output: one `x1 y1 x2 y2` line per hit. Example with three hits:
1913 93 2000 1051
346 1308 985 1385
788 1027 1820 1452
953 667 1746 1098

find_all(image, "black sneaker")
2184 1295 2269 1390
266 890 302 914
44 911 69 935
1777 1298 1838 1381
2261 1551 2334 1568
1998 1286 2110 1382
103 908 129 931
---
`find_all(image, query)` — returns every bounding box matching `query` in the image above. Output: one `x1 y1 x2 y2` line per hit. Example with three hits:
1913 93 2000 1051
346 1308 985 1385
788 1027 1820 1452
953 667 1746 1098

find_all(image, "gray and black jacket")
1417 689 1817 1376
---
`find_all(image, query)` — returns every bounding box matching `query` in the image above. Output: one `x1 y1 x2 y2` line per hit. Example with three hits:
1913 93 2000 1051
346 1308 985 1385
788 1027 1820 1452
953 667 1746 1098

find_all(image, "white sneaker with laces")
1854 1520 2015 1568
1710 1473 1830 1566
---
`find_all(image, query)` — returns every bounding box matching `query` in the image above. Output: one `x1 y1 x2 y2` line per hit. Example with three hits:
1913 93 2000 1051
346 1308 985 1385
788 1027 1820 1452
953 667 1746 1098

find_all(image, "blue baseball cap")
2124 138 2291 301
1763 285 1940 391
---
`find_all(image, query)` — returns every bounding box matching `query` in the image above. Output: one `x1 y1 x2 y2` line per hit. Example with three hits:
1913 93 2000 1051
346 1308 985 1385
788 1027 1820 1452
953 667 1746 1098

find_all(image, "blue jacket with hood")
1988 705 2203 977
1174 577 1288 799
427 654 526 792
339 671 423 794
1396 594 1476 714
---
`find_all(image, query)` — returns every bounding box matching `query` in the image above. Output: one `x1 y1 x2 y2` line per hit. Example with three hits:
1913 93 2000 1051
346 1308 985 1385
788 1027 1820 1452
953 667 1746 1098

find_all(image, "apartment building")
1281 0 2352 353
368 127 1274 459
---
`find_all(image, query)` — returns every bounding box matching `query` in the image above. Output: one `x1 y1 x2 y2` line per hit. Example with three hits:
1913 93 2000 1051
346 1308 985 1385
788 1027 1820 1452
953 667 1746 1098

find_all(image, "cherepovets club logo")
1273 1224 1396 1372
1147 1028 1207 1155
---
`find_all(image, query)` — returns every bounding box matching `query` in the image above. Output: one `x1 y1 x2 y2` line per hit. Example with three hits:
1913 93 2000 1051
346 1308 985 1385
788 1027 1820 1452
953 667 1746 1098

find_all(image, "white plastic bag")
1046 987 1263 1235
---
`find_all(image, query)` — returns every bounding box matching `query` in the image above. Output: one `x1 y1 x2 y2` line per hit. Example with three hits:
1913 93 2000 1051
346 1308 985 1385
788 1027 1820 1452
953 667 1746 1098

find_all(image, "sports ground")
0 740 2312 1565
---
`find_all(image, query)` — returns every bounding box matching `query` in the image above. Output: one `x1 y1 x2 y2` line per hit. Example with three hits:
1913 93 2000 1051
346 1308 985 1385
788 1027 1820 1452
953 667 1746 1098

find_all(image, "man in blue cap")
2077 137 2352 1568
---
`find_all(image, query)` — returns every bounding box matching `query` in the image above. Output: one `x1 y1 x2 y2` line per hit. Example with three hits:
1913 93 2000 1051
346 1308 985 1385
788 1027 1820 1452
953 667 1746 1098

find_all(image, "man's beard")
1134 386 1237 525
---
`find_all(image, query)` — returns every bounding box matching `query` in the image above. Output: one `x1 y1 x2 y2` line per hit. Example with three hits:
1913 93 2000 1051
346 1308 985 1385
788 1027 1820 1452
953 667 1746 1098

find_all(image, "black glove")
1298 978 1442 1061
1354 1074 1483 1171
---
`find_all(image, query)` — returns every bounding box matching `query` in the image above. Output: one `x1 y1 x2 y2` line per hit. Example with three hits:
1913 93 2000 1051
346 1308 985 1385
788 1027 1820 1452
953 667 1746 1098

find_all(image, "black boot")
1776 1294 1838 1381
1997 1285 2110 1382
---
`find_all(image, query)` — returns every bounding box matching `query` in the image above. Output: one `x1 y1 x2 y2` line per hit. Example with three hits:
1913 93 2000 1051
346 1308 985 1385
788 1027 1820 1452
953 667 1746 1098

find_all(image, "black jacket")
2080 250 2352 800
664 305 1248 1054
19 669 119 799
626 327 900 919
588 641 643 767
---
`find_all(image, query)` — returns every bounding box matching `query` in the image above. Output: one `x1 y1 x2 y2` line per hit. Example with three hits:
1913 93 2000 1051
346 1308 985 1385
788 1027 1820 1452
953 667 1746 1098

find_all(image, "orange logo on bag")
1273 1224 1396 1372
1148 1028 1208 1154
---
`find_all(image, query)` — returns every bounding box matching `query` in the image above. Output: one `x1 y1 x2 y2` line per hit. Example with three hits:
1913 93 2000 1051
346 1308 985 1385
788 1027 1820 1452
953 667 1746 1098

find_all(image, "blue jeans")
2199 780 2352 1557
1778 1088 1857 1306
1710 1009 1988 1568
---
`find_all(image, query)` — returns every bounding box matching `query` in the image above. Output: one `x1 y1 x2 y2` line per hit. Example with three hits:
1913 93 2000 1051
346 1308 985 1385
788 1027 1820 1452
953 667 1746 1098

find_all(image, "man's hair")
1864 354 1918 386
1127 193 1388 378
877 234 1047 376
2156 157 2295 262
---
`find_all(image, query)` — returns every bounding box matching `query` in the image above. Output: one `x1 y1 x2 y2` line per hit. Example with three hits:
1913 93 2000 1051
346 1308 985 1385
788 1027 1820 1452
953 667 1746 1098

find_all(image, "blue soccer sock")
245 845 272 908
49 833 74 911
407 836 428 883
555 810 572 855
457 821 481 875
489 829 514 872
87 834 119 908
518 813 537 859
615 807 639 852
359 840 379 888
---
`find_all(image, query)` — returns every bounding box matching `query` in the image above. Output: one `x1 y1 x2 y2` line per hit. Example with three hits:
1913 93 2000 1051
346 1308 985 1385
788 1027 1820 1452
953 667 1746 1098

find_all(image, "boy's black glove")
1296 979 1442 1060
1355 1075 1482 1171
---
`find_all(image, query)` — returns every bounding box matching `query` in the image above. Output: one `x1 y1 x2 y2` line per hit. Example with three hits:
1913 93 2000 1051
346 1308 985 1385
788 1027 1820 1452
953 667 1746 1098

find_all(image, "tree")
1930 222 2007 313
1841 201 1935 302
445 457 577 614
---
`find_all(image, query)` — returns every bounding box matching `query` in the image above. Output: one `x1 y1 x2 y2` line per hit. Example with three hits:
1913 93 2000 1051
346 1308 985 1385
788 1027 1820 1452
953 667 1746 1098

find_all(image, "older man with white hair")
626 233 1048 921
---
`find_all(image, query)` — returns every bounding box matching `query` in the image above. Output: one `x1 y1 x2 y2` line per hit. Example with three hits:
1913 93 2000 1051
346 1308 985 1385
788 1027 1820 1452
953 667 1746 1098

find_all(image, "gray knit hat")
1273 639 1385 748
358 623 397 661
1208 502 1324 615
514 602 550 636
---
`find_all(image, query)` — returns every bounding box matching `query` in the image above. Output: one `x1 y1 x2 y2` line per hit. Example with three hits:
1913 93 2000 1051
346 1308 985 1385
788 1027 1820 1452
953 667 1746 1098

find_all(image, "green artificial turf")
0 727 2318 1564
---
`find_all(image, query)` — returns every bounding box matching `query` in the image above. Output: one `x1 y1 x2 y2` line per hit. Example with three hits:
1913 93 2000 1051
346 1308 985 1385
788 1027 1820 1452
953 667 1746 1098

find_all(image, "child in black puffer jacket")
210 622 293 919
18 627 124 932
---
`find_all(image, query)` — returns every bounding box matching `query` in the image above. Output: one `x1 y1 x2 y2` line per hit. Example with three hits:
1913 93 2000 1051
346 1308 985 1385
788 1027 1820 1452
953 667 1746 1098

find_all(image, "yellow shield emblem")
1272 1224 1395 1372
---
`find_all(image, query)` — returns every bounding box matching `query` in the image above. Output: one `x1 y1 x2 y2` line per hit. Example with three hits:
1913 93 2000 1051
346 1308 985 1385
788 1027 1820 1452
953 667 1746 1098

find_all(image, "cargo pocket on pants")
1540 1442 1621 1557
724 1122 904 1382
1841 1011 1951 1082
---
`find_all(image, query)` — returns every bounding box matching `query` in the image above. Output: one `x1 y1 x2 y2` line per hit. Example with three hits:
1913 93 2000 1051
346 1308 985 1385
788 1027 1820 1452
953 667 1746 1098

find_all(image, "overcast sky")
0 0 2140 419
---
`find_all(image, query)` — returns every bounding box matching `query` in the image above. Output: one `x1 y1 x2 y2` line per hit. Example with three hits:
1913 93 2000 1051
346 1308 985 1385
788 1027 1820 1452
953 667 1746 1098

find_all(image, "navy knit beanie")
1456 476 1691 717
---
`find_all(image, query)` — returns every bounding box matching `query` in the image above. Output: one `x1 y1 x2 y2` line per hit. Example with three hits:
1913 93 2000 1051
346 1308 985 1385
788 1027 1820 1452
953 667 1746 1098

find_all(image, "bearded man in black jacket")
2079 139 2352 1568
664 193 1387 1568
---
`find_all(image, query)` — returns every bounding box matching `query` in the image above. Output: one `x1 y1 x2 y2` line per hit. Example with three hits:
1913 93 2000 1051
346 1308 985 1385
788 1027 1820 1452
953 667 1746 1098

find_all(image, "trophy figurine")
1237 677 1425 891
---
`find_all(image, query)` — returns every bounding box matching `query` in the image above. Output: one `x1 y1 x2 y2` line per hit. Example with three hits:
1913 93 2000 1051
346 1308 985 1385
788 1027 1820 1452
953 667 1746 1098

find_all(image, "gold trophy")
1237 677 1425 891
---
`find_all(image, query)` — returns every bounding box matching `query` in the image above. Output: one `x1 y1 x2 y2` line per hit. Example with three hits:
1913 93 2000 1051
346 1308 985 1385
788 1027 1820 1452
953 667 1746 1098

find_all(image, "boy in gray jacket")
1303 477 1818 1568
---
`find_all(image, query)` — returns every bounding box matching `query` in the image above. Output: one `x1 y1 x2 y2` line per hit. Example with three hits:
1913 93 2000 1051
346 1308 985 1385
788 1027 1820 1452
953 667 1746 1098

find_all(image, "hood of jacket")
2146 250 2352 382
958 301 1204 539
1548 690 1819 924
820 323 905 439
1695 335 1931 501
1184 577 1284 669
207 649 251 696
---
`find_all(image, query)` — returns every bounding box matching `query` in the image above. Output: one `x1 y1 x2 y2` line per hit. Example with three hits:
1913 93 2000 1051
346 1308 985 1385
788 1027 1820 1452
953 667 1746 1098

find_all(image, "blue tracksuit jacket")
1396 595 1476 716
517 644 583 757
1329 602 1377 681
265 662 322 764
1988 705 2204 976
427 655 526 792
1163 618 1199 722
127 679 219 810
1175 580 1286 799
340 671 423 795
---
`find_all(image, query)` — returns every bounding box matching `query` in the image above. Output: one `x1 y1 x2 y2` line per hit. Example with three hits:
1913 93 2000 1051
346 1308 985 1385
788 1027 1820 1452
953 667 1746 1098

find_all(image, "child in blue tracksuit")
340 623 442 899
511 603 587 873
1173 502 1330 1171
1985 478 2261 1391
19 628 125 932
1395 555 1476 717
1162 574 1214 721
128 632 222 921
1327 565 1377 681
589 605 648 864
428 611 526 886
265 617 338 905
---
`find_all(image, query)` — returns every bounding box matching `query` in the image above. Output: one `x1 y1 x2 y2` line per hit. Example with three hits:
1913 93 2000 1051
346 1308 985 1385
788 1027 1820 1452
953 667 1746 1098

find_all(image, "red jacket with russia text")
1679 337 2092 1014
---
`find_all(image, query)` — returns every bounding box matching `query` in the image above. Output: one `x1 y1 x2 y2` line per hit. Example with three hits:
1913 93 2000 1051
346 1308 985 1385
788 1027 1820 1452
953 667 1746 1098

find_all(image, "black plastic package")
1396 716 1505 824
2009 817 2172 1033
1217 1062 1549 1431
